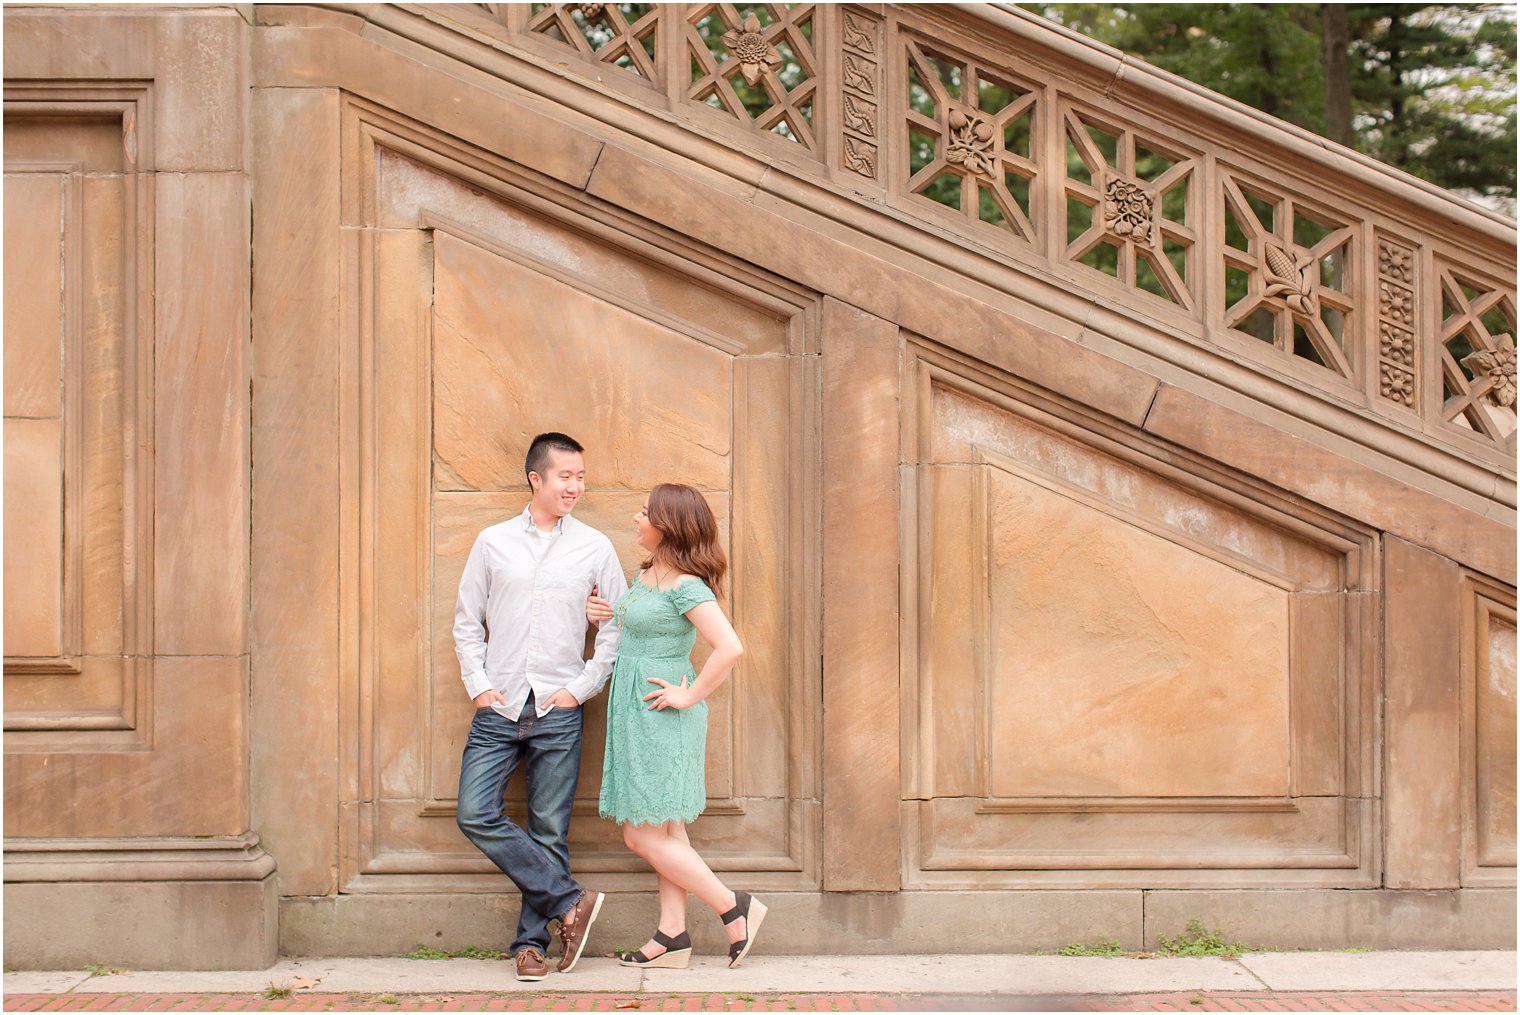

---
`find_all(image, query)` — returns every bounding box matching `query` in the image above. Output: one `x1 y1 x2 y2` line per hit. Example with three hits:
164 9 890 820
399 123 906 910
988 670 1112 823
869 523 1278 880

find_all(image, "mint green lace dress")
599 576 715 826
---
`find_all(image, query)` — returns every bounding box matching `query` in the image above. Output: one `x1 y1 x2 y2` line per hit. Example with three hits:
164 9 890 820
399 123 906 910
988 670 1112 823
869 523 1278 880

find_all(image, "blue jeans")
456 694 584 955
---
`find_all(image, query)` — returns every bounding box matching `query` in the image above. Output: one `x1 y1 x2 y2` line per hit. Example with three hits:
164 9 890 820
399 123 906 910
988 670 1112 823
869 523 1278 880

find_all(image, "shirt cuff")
462 670 494 700
563 672 599 705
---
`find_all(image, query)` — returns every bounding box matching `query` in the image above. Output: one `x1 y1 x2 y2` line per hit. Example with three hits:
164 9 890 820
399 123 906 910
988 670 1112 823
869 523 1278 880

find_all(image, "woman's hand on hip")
644 677 696 711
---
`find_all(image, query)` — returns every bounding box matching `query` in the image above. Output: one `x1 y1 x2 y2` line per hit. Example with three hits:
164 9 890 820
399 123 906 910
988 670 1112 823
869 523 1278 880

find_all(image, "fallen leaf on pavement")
292 977 321 989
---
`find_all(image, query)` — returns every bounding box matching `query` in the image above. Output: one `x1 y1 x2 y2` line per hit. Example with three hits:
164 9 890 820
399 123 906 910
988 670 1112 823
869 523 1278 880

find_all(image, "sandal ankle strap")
720 891 750 926
652 929 691 949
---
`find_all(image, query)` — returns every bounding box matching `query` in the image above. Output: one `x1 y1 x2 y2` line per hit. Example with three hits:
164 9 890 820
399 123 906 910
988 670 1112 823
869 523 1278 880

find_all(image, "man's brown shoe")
514 947 549 982
555 889 604 972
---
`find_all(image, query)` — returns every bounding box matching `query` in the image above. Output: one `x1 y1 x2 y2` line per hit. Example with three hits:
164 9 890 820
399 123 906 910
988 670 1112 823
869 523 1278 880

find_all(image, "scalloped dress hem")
598 807 706 828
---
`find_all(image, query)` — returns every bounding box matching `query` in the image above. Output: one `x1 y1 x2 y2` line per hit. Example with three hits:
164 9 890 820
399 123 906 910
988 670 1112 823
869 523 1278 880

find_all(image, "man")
454 432 628 980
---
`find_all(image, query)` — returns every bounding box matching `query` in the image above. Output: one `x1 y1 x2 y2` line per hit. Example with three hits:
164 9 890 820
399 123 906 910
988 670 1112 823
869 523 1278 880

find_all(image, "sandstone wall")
3 3 1514 968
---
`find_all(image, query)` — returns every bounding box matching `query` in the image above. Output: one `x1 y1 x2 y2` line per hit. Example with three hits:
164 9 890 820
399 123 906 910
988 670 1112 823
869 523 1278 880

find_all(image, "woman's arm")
644 599 742 710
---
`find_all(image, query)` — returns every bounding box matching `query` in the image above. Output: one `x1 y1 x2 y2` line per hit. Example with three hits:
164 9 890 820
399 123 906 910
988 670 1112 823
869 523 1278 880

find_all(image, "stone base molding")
3 835 278 970
280 887 1516 958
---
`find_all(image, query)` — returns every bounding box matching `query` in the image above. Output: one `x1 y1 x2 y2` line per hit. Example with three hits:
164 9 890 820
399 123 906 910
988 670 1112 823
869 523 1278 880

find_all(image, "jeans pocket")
543 703 582 724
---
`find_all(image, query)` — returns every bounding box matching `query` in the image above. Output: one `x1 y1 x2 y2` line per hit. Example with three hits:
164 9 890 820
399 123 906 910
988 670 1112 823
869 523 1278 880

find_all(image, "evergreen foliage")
1026 4 1517 210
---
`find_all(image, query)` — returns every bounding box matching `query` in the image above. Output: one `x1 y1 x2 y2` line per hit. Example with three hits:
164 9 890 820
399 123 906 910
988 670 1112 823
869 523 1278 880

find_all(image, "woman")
585 483 765 969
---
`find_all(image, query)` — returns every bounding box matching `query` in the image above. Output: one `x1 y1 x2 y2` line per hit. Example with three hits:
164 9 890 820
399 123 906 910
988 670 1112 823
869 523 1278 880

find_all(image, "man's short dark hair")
525 432 584 487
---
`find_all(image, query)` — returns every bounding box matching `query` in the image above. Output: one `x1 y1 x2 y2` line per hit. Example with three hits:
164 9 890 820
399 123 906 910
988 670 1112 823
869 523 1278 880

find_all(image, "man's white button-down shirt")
454 507 628 718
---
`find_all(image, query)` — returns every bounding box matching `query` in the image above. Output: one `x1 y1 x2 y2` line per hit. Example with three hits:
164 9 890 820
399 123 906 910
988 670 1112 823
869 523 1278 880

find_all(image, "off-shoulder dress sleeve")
670 577 716 615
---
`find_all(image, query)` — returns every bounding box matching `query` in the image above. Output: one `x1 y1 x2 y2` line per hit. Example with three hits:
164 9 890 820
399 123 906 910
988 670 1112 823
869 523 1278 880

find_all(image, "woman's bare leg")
624 822 747 945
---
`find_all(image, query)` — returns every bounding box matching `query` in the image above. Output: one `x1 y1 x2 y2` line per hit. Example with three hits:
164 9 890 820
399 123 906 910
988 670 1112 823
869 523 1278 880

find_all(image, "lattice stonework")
523 4 660 80
688 3 819 148
1436 263 1517 444
1221 173 1357 379
1375 238 1418 409
839 6 881 179
1063 107 1197 309
903 35 1038 240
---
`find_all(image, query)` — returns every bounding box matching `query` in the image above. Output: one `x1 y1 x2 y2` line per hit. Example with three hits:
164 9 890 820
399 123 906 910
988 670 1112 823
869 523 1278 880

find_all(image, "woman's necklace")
615 564 670 624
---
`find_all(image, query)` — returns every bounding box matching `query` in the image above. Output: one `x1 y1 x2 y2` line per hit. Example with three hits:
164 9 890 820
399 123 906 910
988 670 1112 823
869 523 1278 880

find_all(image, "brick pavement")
4 992 1517 1012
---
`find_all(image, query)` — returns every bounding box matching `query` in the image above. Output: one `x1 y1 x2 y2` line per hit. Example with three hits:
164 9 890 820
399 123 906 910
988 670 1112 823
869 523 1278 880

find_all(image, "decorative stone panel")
902 31 1039 241
4 86 153 743
1375 237 1418 409
1463 573 1517 887
903 342 1378 888
1220 171 1357 381
1436 261 1517 446
331 103 820 893
687 3 819 149
1062 105 1197 310
838 6 881 180
518 3 661 81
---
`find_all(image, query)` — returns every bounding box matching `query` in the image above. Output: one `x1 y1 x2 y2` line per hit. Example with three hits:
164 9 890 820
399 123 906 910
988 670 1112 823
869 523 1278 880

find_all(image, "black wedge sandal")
720 891 768 968
615 929 692 968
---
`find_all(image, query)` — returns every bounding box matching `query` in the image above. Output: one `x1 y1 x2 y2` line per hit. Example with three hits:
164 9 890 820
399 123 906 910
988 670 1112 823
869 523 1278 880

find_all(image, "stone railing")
427 2 1517 474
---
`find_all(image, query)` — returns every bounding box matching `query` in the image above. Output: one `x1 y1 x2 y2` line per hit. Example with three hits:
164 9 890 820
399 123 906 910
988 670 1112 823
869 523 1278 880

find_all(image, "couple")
452 432 766 982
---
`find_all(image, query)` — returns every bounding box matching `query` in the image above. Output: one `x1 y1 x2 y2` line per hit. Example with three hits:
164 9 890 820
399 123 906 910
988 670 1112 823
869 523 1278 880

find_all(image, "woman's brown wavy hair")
643 483 727 599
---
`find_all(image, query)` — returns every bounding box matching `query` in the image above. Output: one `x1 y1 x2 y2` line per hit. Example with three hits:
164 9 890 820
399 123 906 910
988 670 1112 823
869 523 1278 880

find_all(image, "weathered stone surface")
911 795 1365 881
586 146 1163 429
4 874 277 971
1290 592 1347 797
254 24 604 192
2 173 63 419
821 298 902 891
1471 589 1517 880
3 117 126 173
281 889 1145 956
4 657 247 837
1144 888 1517 950
249 86 343 898
150 12 250 171
1 10 247 172
78 175 128 658
924 464 981 799
153 172 249 656
1145 383 1516 584
3 419 63 660
431 231 731 493
2 656 126 723
1384 536 1461 889
729 354 802 802
984 463 1290 799
375 152 793 356
932 385 1341 589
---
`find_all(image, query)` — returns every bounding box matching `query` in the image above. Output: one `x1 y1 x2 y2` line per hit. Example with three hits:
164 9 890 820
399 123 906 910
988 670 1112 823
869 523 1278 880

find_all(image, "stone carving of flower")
1379 281 1413 325
722 13 781 87
1378 242 1413 283
1380 362 1414 405
944 108 996 178
1462 333 1517 408
1103 177 1154 244
1262 241 1316 315
1380 322 1414 365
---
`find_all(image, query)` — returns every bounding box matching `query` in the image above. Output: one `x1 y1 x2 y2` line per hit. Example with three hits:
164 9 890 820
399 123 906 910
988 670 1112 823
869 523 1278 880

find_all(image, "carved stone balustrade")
443 2 1517 478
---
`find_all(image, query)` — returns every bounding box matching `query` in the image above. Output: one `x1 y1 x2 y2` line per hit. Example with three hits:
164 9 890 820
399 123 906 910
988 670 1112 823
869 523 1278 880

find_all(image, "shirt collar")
519 505 567 537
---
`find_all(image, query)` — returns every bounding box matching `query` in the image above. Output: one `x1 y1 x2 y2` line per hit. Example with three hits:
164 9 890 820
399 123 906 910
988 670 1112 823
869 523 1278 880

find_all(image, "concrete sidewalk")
5 950 1514 998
